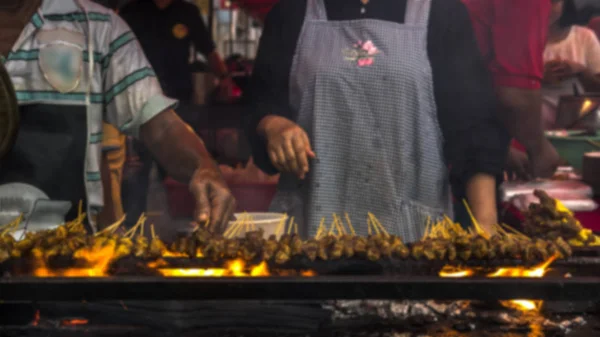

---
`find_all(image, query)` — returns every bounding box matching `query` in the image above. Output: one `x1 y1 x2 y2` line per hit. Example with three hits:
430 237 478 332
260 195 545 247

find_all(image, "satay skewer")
462 199 488 239
95 214 126 236
344 213 356 236
151 224 157 240
369 213 389 237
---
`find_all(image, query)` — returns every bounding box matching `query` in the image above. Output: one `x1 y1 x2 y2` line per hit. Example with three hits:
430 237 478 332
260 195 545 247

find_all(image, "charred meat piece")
353 237 368 256
224 239 240 259
263 238 279 260
290 235 303 256
554 237 572 257
329 240 344 260
411 243 425 260
366 245 381 261
302 239 319 261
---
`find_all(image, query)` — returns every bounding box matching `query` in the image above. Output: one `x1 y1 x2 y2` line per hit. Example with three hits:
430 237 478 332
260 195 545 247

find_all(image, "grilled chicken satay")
290 235 303 256
302 239 319 261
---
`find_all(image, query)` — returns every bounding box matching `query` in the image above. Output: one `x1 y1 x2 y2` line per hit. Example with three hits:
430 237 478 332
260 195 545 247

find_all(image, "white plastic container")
226 212 288 239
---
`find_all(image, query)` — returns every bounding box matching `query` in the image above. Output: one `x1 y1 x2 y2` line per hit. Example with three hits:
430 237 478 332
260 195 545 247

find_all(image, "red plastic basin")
164 178 278 218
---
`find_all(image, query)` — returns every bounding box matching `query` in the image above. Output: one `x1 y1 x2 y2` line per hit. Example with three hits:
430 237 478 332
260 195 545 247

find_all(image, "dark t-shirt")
120 0 215 102
245 0 510 198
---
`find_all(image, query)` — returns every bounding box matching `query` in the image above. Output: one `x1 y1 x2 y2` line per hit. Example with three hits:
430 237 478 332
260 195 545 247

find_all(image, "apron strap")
405 0 432 26
305 0 328 22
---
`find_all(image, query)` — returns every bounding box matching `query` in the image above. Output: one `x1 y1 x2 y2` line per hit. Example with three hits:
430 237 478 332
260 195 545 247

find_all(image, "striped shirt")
3 0 177 230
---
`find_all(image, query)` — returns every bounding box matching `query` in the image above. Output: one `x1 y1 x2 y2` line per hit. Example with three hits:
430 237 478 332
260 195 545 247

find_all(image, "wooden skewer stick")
204 218 210 228
369 213 389 237
423 217 431 240
287 217 295 235
344 213 356 236
315 217 325 239
500 223 530 240
367 218 373 236
140 223 145 237
151 224 157 240
275 214 287 237
125 214 146 238
78 200 83 218
1 215 23 236
328 218 337 236
332 214 344 236
223 218 240 238
462 199 488 239
293 221 298 235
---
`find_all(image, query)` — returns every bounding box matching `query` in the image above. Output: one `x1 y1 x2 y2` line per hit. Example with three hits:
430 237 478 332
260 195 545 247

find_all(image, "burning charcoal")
453 321 476 332
390 301 411 319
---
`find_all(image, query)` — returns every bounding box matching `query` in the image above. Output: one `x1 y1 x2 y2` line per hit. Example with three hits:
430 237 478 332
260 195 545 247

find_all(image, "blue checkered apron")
270 0 452 242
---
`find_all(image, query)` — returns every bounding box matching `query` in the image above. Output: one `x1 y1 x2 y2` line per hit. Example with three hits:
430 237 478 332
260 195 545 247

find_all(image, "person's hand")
529 139 560 179
189 166 236 234
544 60 563 84
259 115 316 179
545 59 586 82
505 148 531 181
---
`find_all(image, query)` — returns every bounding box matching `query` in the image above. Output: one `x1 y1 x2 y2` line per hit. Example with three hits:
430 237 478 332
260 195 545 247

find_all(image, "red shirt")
461 0 551 89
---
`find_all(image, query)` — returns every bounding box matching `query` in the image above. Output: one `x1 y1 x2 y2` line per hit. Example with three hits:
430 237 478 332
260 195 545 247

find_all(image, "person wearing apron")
0 0 235 232
246 0 510 241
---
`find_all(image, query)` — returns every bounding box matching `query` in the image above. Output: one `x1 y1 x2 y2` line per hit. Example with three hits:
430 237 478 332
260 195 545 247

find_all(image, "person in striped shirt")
0 0 235 233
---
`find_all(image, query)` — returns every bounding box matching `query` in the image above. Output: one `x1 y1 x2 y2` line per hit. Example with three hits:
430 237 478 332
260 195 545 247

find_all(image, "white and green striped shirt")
3 0 177 230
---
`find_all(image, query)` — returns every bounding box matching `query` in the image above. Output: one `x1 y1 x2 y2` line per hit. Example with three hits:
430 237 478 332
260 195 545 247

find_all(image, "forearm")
207 51 228 78
579 71 600 93
140 110 215 183
465 173 498 228
495 87 545 154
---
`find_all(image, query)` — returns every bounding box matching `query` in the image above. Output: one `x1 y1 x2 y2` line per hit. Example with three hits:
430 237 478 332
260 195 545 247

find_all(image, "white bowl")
226 212 288 239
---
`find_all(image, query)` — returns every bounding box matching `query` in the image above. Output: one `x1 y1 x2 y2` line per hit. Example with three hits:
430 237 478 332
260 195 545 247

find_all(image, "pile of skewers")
523 190 600 247
0 204 577 276
0 211 171 267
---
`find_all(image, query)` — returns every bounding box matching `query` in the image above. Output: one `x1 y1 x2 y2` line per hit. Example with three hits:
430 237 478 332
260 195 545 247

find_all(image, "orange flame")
439 266 475 278
487 255 557 278
156 259 271 277
32 245 117 277
439 256 558 312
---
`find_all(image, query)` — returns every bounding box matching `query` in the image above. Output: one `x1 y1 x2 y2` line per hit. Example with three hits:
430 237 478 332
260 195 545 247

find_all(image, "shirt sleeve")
102 13 178 138
583 27 600 74
244 0 305 174
188 4 216 56
429 0 510 198
488 0 551 89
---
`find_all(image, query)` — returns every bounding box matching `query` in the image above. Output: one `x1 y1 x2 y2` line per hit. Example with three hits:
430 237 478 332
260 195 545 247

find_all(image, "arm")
489 0 559 177
430 0 509 229
579 28 600 92
103 14 235 231
244 0 305 174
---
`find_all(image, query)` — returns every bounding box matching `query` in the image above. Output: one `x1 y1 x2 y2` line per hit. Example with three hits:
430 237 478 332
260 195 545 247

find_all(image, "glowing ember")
61 318 89 326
